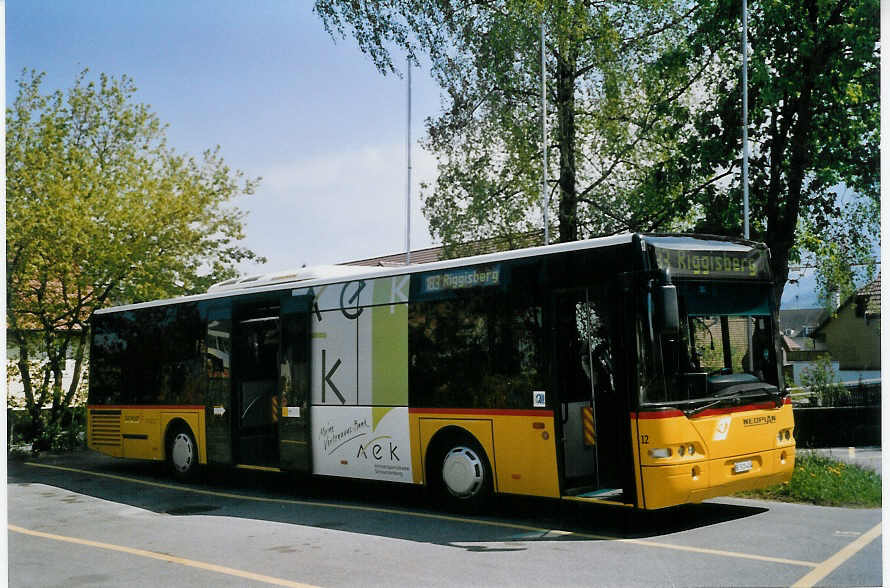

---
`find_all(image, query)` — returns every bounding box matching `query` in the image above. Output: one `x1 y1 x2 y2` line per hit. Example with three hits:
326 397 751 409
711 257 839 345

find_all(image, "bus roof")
93 233 765 315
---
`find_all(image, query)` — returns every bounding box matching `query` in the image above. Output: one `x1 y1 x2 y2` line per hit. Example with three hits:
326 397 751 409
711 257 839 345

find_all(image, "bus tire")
167 423 199 481
428 433 492 512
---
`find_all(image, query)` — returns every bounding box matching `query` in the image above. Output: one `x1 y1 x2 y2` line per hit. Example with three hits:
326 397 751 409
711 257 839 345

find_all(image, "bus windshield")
647 281 781 406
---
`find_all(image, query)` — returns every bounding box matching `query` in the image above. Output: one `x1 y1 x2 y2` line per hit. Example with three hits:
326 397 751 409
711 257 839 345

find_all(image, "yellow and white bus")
87 233 795 510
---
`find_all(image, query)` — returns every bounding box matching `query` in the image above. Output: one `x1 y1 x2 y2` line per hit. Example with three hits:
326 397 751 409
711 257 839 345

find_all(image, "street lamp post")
541 16 549 246
742 0 749 241
406 57 412 264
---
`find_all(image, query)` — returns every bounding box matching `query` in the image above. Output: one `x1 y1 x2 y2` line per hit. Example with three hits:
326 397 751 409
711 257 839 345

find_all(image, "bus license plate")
733 460 753 474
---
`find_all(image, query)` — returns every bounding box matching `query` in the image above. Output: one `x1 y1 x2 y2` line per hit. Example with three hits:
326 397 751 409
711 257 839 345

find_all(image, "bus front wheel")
167 424 199 481
429 435 492 512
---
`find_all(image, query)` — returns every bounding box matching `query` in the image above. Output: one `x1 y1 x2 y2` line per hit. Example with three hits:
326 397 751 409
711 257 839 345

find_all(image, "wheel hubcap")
442 446 484 498
171 433 194 473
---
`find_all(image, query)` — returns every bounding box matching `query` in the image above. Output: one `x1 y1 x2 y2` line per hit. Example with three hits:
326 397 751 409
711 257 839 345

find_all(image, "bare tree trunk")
765 30 821 307
556 49 578 243
63 328 89 408
12 332 45 446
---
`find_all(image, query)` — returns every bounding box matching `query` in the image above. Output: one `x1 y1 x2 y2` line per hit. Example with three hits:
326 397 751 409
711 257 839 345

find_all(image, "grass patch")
736 453 881 507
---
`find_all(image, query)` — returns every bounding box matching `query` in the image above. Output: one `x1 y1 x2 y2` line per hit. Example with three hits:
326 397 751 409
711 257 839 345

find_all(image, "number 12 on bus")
87 233 794 510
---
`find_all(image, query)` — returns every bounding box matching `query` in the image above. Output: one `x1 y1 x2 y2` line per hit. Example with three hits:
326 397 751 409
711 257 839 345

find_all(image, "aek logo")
356 436 400 462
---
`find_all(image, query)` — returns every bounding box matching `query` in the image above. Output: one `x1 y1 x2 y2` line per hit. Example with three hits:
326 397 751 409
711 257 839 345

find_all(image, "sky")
6 1 868 309
7 0 441 274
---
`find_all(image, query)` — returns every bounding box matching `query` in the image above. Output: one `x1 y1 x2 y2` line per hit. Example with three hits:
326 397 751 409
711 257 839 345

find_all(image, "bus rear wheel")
429 435 492 512
167 424 199 481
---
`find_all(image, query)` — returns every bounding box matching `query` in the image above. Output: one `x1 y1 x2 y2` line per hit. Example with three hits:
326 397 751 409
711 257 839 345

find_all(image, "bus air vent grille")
90 410 122 447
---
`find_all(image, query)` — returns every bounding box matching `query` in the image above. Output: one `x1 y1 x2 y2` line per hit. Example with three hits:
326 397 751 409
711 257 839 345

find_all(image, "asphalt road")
7 451 883 587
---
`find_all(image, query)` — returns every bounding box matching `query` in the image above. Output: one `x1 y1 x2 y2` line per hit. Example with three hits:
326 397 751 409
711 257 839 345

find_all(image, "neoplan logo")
742 415 776 427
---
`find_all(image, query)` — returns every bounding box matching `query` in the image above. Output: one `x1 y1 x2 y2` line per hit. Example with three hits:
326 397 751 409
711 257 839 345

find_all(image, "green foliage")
678 0 879 302
797 199 879 309
739 453 880 507
315 0 879 298
39 408 86 453
6 70 264 448
799 355 848 406
8 406 86 454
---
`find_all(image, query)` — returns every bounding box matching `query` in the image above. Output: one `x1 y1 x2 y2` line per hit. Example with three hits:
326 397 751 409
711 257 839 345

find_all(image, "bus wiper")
716 382 784 407
684 393 743 417
713 381 777 398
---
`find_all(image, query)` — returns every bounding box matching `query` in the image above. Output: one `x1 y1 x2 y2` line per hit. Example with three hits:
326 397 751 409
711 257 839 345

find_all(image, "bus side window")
409 294 544 409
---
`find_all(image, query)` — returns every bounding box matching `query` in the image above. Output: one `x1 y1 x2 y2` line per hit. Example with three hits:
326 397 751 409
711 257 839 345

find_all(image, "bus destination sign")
652 246 769 280
421 265 501 294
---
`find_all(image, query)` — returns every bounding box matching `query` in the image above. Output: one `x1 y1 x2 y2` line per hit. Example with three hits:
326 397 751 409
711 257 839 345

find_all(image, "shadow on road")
8 451 769 549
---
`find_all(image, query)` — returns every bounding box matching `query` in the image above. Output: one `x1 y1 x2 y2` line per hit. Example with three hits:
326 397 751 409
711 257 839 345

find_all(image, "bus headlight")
649 448 672 459
676 444 697 457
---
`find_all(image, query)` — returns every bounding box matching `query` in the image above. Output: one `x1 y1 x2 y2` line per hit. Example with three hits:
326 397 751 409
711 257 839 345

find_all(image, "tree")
6 70 264 447
315 0 697 255
678 0 879 303
316 0 879 303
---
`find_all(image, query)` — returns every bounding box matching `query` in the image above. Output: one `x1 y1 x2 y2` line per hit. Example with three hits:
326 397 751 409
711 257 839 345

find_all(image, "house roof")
342 244 443 267
781 334 828 352
778 308 829 337
781 334 801 351
813 274 881 334
859 273 881 318
341 231 546 267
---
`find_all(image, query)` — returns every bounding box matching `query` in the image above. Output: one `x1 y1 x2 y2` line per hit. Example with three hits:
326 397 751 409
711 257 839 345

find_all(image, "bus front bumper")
640 446 795 510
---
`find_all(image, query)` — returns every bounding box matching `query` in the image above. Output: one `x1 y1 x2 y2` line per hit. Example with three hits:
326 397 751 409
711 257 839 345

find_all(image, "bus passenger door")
206 305 234 465
555 288 624 495
554 290 598 488
233 302 281 467
278 296 312 472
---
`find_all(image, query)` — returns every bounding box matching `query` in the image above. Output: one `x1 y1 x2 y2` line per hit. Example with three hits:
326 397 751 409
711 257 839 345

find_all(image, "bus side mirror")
657 285 680 337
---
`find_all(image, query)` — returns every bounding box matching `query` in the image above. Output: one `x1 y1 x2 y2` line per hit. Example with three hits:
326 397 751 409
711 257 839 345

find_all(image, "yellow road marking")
791 521 882 587
616 538 818 568
9 524 319 588
23 461 820 568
